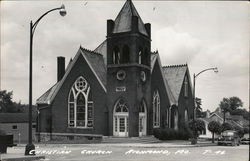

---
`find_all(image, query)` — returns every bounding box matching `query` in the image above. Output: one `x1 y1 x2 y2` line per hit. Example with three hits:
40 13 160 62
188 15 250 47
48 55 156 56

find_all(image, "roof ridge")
80 46 103 57
162 64 187 68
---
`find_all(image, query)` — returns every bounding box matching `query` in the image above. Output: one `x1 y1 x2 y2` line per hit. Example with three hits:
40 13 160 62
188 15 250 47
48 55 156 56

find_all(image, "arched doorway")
113 99 129 137
139 100 147 136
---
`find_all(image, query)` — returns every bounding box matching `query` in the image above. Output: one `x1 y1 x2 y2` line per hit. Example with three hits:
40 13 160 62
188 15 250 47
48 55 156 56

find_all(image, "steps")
102 135 161 144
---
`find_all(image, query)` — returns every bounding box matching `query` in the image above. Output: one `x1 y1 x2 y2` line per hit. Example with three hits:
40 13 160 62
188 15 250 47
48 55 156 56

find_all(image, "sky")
1 0 249 112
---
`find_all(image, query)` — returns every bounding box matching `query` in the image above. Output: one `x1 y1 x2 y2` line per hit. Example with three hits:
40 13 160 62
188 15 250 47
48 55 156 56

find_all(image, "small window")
32 124 36 129
12 125 17 129
184 76 188 97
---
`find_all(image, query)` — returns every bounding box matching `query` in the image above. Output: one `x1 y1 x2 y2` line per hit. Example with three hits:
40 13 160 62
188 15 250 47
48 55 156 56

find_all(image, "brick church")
37 0 194 138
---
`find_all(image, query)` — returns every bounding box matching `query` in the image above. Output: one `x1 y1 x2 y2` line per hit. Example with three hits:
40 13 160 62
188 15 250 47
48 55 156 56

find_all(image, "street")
4 144 249 161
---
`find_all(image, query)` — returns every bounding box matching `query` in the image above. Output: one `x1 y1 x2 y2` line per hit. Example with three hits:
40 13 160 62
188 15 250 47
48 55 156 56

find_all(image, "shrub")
188 119 205 137
153 127 193 140
0 129 6 135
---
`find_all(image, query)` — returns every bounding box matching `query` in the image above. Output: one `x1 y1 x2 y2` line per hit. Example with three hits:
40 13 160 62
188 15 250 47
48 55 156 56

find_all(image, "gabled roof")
112 0 148 36
94 40 107 66
37 47 107 105
151 52 176 105
0 113 37 123
162 64 189 102
37 82 60 104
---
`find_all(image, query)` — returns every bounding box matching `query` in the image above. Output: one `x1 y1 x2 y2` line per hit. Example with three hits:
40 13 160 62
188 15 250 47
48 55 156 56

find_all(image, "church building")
37 0 194 139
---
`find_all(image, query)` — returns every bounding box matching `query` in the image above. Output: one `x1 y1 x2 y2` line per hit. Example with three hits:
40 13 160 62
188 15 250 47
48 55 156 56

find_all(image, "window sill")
67 127 93 129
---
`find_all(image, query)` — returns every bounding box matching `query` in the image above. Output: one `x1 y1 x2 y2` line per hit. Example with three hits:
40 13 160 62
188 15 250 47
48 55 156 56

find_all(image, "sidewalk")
0 141 216 161
0 147 45 161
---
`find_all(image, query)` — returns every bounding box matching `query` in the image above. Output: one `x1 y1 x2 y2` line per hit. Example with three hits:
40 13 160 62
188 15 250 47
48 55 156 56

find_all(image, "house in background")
0 113 37 143
36 0 194 141
199 108 249 139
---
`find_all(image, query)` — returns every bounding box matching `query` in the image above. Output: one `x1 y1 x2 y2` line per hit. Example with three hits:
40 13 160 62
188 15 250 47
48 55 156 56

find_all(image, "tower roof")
112 0 148 36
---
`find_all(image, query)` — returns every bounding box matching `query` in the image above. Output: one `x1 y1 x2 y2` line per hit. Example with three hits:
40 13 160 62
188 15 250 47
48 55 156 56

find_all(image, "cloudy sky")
1 1 249 112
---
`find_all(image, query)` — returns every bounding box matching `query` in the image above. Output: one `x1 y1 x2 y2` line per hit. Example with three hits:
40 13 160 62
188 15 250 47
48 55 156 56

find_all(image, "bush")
0 130 6 135
153 127 193 140
188 119 205 137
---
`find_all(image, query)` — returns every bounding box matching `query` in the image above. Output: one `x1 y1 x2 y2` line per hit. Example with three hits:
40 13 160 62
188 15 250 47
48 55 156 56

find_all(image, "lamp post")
191 67 218 144
25 5 66 155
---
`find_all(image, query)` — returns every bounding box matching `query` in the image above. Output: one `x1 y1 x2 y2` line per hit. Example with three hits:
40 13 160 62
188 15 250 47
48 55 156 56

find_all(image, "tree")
219 98 231 123
231 108 249 120
219 97 244 122
0 90 24 113
229 97 243 111
195 97 203 118
221 122 234 132
243 127 249 134
208 121 221 143
188 119 205 138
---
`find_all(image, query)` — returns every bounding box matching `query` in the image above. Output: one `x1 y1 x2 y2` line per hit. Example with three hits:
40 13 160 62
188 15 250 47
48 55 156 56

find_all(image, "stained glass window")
68 76 93 128
153 90 160 127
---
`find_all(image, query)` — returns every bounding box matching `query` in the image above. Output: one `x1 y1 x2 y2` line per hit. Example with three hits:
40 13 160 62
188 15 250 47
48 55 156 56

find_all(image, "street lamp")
25 4 66 156
191 67 218 144
193 67 218 119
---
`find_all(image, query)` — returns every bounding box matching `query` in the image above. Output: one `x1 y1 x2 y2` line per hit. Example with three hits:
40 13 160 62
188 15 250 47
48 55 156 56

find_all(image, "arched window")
139 101 145 113
122 45 130 64
184 76 188 97
142 48 149 66
138 47 143 64
184 109 188 122
112 46 120 64
115 99 128 113
153 90 160 127
68 76 93 128
174 109 178 130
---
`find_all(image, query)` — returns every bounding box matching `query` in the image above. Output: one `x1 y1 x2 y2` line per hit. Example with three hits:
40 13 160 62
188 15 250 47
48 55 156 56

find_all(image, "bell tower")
106 0 152 137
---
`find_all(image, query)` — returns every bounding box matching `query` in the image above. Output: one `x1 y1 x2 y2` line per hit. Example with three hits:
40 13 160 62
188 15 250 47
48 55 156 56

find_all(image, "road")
5 144 249 161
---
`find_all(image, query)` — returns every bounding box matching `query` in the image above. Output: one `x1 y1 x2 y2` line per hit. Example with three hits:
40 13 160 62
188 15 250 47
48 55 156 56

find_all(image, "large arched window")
68 76 93 128
153 90 160 127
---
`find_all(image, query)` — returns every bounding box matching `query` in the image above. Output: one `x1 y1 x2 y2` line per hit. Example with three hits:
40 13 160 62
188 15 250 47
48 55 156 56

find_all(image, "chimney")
57 57 65 82
107 19 114 36
206 110 210 118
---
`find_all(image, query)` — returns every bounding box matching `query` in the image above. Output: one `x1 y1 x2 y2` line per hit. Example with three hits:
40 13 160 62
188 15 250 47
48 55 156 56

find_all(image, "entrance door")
114 116 128 137
113 99 129 137
139 100 147 136
139 114 146 136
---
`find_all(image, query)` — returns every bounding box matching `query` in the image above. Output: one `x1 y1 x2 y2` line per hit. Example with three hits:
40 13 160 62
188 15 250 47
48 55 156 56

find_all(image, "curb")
1 155 45 161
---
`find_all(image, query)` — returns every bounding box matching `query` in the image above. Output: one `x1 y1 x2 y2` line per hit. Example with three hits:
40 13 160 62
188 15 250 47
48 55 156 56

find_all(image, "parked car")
218 130 240 146
241 138 250 144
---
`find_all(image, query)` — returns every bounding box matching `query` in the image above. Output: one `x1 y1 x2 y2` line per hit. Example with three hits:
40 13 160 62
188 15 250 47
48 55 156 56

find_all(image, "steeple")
111 0 149 36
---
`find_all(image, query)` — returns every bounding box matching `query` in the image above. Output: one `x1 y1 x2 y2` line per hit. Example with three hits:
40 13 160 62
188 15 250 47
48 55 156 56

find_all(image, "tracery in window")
115 99 128 112
68 76 93 128
153 90 160 127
